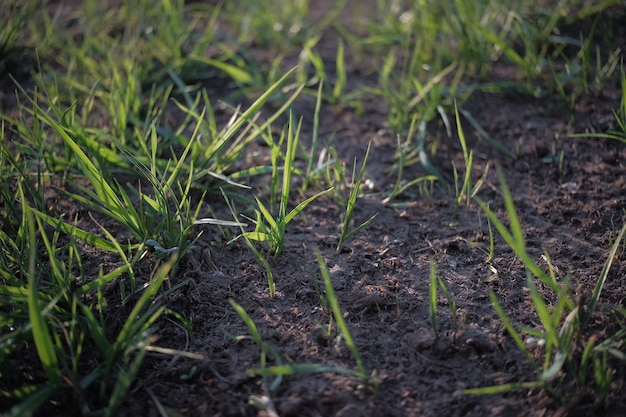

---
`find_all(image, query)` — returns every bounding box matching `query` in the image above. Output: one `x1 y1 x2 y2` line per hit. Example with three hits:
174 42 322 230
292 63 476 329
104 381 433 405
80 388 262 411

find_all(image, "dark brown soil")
2 2 625 417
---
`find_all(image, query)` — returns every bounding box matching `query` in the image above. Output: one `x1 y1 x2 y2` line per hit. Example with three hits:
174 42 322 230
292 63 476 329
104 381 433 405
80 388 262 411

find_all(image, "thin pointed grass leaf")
191 56 254 84
229 299 283 388
80 303 112 355
526 275 558 348
383 175 439 204
5 384 61 417
476 24 526 70
168 70 200 109
284 188 334 224
40 115 146 238
437 276 456 316
429 259 438 336
106 347 148 417
241 231 272 243
219 67 300 146
408 63 457 108
229 299 270 350
280 114 302 220
454 102 472 208
540 306 580 382
115 253 178 346
417 117 447 185
255 198 279 231
222 189 275 298
341 213 378 244
25 203 61 385
489 291 535 366
194 218 248 227
497 166 526 244
571 131 626 143
197 169 251 188
454 380 544 396
477 168 561 293
459 108 515 157
145 240 179 254
306 81 324 178
540 351 568 382
143 345 205 360
437 104 452 138
584 220 626 327
332 40 347 100
315 248 367 378
338 142 374 251
248 364 363 378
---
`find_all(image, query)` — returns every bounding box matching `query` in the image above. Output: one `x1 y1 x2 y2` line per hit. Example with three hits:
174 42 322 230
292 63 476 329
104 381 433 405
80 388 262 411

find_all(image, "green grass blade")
25 203 61 385
584 221 626 327
192 56 254 84
280 113 301 220
341 213 378 244
115 253 178 346
229 299 264 346
454 380 544 396
284 187 334 224
315 248 366 378
33 210 134 252
219 67 300 146
5 384 61 417
338 142 375 251
477 167 561 293
248 364 363 378
429 259 438 336
306 81 324 178
255 198 279 231
459 108 516 157
332 39 346 100
489 291 534 365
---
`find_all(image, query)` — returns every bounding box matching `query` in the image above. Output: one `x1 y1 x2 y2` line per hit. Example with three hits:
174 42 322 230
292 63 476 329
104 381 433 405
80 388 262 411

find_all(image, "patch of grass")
1 178 182 415
456 167 626 404
1 0 624 414
239 112 333 257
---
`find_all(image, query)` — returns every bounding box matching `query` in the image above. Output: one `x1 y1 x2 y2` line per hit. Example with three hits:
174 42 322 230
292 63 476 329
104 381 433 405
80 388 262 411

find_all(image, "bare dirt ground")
2 3 626 417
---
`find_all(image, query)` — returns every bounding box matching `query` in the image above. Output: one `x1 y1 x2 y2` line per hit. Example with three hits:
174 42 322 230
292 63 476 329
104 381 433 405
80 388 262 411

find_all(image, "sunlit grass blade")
315 248 367 378
219 67 302 148
489 291 535 366
332 39 346 101
306 81 324 179
583 220 626 327
284 188 334 224
230 299 283 390
454 102 473 213
248 364 364 379
337 142 377 252
476 166 565 295
223 189 276 298
454 380 544 396
115 252 178 347
429 259 439 337
33 210 132 252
